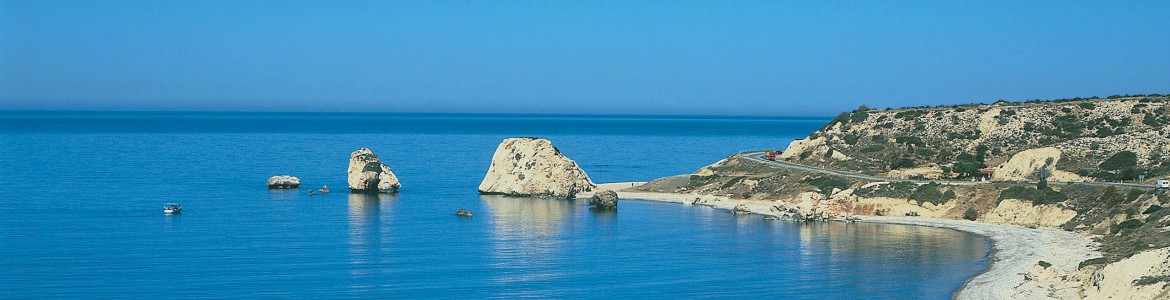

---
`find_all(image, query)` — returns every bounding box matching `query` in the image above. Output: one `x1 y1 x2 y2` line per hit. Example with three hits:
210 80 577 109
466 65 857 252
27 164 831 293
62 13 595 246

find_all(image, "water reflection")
347 193 397 278
779 221 990 296
266 188 302 201
481 195 582 293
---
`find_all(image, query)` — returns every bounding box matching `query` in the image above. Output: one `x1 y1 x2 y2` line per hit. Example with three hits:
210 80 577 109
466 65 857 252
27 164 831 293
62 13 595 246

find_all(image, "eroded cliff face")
995 147 1086 182
983 199 1077 228
347 148 401 193
478 138 595 198
1082 247 1170 299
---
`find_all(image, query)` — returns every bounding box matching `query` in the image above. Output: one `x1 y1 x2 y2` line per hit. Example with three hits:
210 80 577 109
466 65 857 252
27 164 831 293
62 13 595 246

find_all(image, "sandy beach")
584 183 1102 299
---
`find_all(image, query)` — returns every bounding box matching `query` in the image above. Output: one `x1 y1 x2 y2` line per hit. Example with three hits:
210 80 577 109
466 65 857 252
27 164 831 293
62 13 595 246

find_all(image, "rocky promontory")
633 94 1170 299
478 137 595 198
347 148 401 193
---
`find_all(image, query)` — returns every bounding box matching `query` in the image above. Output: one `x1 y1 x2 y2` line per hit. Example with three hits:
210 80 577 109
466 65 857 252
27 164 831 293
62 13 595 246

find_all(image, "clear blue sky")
2 1 1168 116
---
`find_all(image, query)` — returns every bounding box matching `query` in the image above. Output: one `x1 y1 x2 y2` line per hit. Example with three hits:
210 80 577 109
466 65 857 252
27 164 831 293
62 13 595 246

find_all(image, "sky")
1 1 1168 116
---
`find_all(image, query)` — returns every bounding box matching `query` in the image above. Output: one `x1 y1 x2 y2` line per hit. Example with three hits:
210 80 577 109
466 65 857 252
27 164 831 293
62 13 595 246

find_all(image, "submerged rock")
267 175 301 189
589 190 618 210
347 148 401 193
477 138 595 198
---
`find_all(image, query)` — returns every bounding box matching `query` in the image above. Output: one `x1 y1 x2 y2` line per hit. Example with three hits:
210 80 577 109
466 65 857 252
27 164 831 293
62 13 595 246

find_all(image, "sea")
0 112 991 299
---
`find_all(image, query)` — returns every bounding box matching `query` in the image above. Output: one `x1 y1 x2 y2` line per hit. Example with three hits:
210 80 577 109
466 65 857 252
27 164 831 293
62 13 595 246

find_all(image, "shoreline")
583 183 1101 300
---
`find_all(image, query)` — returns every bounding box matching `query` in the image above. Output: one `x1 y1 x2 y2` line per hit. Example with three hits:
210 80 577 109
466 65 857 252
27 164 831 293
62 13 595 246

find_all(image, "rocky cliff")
779 95 1170 182
347 148 401 193
1081 246 1170 299
478 138 595 198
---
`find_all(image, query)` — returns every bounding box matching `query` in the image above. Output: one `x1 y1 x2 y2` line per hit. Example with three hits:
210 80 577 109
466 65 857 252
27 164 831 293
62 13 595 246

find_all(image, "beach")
585 183 1102 299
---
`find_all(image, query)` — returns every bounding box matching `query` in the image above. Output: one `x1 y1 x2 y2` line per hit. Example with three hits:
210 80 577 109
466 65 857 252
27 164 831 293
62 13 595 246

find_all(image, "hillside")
636 94 1170 296
779 95 1170 182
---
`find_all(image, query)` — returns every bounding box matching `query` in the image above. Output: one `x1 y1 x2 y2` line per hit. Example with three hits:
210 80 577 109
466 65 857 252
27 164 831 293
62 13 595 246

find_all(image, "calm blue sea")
0 112 990 299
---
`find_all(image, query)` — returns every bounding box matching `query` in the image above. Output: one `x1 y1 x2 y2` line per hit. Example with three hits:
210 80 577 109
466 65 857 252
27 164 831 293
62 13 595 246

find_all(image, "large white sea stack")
347 148 401 193
478 138 595 198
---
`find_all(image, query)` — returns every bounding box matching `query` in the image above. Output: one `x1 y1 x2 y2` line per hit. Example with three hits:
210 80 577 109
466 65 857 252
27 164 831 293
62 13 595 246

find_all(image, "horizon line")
0 109 836 119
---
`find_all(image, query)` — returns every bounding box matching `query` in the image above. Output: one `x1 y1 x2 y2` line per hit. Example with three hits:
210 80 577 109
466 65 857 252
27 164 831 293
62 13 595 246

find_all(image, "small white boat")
163 203 183 214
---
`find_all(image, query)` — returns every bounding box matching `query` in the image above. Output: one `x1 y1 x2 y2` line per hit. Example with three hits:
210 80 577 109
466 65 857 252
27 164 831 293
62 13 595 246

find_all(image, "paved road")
737 151 1158 189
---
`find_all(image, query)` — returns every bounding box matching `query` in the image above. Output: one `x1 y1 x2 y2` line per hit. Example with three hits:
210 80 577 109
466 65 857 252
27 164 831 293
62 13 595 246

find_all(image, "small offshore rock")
589 189 618 210
267 175 301 189
456 208 473 217
348 148 401 193
319 185 330 194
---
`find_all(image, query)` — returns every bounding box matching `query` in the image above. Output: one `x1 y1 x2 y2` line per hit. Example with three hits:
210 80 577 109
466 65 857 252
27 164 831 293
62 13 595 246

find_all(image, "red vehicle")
764 151 776 161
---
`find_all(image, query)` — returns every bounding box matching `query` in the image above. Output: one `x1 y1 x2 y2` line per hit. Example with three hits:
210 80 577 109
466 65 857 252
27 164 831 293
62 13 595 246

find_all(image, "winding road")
737 151 1157 189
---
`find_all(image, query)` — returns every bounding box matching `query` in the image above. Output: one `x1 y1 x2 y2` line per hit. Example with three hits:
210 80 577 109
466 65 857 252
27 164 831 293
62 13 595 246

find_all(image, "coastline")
583 183 1101 300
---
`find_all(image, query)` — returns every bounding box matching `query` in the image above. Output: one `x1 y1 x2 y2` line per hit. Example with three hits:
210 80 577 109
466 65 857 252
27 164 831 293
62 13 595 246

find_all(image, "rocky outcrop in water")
478 138 595 198
347 148 401 193
267 175 300 189
589 190 618 210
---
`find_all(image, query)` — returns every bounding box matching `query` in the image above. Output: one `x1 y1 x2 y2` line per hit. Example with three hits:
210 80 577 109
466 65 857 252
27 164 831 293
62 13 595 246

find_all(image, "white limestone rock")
267 175 300 189
478 138 595 198
347 148 401 193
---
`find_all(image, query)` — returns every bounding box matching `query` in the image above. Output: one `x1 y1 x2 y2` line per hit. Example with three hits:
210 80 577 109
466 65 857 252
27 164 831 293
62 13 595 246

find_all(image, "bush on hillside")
909 182 956 206
999 186 1068 205
963 208 978 221
803 176 850 197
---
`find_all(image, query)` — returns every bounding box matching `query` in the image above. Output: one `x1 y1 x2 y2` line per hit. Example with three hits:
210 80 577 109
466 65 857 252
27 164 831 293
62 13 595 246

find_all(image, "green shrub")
963 208 978 220
803 176 850 197
895 136 925 146
1134 275 1170 286
1095 151 1139 180
1079 257 1107 269
999 186 1068 205
890 158 916 169
894 110 926 120
850 110 869 123
843 135 860 145
1110 219 1144 234
1099 151 1138 171
719 176 745 189
1079 102 1097 110
1143 205 1163 214
860 145 885 153
822 112 851 130
916 148 936 157
854 181 916 198
952 153 983 178
909 182 956 205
